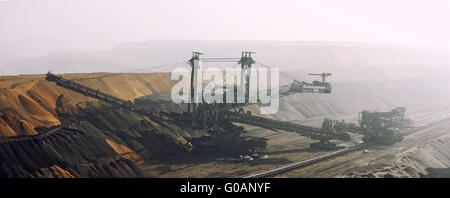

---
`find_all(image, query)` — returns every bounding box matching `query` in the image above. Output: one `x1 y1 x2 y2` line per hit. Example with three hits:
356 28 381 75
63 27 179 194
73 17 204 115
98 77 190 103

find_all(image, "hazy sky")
1 0 450 58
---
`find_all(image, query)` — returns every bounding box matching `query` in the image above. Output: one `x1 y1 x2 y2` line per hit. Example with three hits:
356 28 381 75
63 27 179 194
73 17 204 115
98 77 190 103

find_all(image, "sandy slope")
0 73 175 136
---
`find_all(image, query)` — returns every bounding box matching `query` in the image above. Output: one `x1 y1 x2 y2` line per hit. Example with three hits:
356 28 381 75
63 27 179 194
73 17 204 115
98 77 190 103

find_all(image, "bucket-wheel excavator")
45 51 349 151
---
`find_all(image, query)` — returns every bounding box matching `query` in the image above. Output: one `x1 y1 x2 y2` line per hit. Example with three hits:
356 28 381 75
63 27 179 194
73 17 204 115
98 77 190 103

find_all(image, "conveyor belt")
45 72 163 120
225 111 350 141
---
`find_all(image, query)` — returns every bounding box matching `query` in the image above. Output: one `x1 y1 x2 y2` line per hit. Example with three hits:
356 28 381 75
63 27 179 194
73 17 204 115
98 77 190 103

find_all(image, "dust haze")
1 0 450 84
1 0 450 178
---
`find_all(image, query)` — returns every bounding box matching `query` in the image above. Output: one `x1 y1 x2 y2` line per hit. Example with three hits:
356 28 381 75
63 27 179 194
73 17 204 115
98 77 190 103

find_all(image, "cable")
128 61 188 73
202 60 240 63
201 58 241 60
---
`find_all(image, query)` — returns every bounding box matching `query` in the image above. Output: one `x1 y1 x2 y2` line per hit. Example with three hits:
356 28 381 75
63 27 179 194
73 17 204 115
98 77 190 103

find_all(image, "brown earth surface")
1 72 450 178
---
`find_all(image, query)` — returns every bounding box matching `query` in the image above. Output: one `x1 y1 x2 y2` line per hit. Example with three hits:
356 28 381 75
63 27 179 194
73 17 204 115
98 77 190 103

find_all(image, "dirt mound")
18 94 60 125
0 109 37 136
26 82 61 114
0 116 17 136
0 128 145 178
33 165 75 178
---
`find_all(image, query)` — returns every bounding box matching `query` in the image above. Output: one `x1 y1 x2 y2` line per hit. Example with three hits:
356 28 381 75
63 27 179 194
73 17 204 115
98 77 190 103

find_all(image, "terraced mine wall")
1 72 448 177
0 127 144 178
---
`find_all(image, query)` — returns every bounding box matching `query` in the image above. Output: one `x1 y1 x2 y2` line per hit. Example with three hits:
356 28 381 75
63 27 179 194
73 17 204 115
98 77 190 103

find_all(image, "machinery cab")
313 81 331 93
310 73 332 93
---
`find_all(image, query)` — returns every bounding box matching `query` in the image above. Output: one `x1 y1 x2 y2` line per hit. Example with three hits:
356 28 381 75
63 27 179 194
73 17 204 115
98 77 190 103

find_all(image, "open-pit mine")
1 48 450 178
